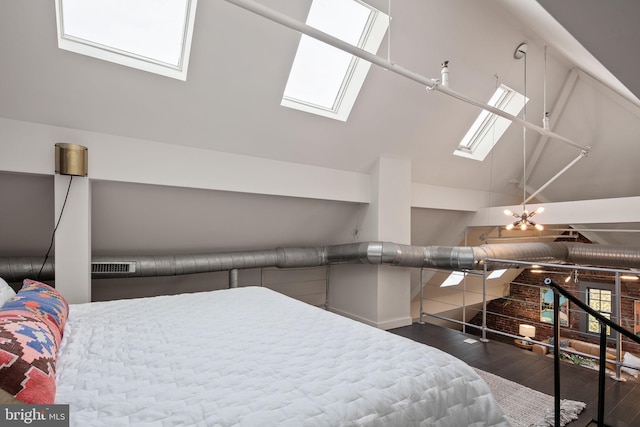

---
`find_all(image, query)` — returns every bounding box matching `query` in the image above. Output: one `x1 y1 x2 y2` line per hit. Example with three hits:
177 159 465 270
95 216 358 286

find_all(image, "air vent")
91 262 136 274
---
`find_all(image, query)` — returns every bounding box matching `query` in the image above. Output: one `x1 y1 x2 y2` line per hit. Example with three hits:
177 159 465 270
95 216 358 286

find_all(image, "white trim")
329 306 412 330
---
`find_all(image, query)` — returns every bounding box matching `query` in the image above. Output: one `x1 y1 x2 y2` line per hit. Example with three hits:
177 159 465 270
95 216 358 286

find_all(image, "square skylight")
440 271 466 287
54 0 198 81
454 84 528 161
487 269 507 279
282 0 389 121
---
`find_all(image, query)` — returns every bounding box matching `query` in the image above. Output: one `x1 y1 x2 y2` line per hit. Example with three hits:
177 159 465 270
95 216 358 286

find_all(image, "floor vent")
91 262 136 274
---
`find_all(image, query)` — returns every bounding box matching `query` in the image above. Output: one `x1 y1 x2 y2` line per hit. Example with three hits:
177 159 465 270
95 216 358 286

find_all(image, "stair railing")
544 278 640 427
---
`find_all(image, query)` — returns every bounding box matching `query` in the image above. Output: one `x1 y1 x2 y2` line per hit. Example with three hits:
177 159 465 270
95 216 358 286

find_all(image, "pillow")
621 352 640 378
0 277 16 307
547 337 570 354
2 279 69 338
0 279 69 404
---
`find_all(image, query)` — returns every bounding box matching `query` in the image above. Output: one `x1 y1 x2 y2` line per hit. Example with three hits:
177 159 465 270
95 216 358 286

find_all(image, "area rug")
474 368 586 427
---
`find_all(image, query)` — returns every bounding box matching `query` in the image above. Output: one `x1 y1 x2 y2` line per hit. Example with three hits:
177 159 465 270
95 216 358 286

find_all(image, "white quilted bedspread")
55 286 509 426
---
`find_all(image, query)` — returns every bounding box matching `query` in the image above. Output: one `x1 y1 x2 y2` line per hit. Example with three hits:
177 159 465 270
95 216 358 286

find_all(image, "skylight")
453 84 528 161
282 0 389 121
487 269 507 279
54 0 198 81
440 271 466 287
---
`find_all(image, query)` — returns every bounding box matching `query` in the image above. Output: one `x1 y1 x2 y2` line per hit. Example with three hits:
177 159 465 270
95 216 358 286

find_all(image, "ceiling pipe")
3 241 640 283
224 0 591 153
523 149 588 204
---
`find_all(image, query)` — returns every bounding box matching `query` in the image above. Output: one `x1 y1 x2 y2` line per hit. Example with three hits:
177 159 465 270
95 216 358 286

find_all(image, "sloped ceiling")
1 0 639 256
536 0 640 100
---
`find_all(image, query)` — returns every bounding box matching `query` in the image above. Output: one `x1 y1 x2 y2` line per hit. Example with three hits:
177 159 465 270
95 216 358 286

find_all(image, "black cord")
37 175 74 281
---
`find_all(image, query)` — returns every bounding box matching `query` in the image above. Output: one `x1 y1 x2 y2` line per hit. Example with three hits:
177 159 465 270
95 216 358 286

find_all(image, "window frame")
453 84 528 161
281 0 389 121
54 0 198 81
579 281 616 337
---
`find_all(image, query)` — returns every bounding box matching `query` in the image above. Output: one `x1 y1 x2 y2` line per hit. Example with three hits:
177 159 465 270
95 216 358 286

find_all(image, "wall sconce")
55 143 88 177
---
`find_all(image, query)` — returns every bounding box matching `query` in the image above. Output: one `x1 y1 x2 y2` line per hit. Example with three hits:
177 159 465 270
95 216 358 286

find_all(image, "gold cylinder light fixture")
55 143 88 177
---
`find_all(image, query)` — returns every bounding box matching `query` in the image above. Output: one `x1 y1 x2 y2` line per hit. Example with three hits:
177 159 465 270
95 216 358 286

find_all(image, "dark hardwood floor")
390 322 640 427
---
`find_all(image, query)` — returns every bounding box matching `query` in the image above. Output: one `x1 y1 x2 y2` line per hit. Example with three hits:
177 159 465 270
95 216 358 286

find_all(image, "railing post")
419 268 425 324
553 289 561 427
462 270 467 334
597 323 607 427
480 267 488 342
325 265 330 310
614 272 622 380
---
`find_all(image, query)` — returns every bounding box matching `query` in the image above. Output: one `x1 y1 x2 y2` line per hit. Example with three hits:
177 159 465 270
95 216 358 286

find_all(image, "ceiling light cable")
505 43 544 231
387 0 392 63
543 45 550 130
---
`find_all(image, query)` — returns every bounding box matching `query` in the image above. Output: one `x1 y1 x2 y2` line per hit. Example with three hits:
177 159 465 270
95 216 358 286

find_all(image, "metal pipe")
419 268 425 325
553 289 561 427
614 272 622 380
324 265 330 310
481 264 488 342
523 150 588 204
564 243 640 269
597 324 607 427
224 0 591 153
5 241 640 282
229 268 238 288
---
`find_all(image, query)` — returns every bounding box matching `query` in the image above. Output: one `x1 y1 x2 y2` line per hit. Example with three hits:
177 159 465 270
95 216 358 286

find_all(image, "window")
441 271 466 287
579 282 615 336
587 288 612 334
487 269 507 279
282 0 389 121
453 84 528 161
54 0 198 80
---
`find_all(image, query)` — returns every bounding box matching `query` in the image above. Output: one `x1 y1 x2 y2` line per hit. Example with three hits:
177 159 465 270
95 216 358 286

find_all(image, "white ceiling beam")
469 196 640 226
411 183 489 212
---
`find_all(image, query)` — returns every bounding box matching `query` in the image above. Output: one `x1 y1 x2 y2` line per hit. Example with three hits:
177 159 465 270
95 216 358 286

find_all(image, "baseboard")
329 307 412 330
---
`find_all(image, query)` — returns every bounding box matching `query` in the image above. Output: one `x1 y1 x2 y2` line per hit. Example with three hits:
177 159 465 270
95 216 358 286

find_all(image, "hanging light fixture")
504 206 544 230
504 42 545 231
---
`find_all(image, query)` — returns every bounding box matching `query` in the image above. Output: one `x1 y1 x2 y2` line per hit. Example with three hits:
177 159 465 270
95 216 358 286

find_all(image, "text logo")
1 405 69 426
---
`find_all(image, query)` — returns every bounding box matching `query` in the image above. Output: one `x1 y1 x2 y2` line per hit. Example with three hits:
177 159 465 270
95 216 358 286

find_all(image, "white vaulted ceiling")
1 0 639 255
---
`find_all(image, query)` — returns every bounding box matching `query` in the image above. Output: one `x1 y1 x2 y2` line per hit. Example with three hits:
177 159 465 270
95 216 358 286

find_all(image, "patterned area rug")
474 368 586 427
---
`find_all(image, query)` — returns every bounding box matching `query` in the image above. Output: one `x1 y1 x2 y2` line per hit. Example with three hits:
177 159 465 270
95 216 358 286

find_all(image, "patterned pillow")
2 279 69 338
0 279 69 404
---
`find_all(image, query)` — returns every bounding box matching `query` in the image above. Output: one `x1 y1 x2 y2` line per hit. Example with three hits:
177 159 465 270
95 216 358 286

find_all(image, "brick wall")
469 267 640 355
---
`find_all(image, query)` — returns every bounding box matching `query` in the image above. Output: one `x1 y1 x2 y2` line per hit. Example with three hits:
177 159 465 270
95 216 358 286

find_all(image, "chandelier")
504 206 544 231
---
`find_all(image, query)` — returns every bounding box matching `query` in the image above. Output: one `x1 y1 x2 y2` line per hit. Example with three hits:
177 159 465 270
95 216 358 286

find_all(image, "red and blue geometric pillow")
0 280 69 404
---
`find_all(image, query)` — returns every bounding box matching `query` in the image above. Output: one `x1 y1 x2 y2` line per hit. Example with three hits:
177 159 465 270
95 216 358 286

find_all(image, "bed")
0 279 509 426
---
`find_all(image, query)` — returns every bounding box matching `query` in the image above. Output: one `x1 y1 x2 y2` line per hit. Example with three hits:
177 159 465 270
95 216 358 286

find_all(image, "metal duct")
563 243 640 269
0 257 54 283
471 243 570 270
2 241 640 282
